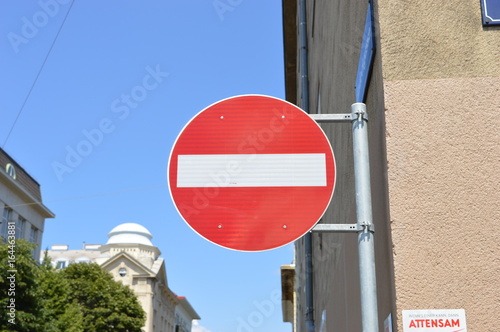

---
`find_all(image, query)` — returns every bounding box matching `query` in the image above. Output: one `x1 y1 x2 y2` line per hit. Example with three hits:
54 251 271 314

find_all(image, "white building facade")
46 223 200 332
0 148 54 261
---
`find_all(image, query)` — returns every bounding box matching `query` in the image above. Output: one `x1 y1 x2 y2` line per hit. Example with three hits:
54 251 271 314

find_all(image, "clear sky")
0 1 294 331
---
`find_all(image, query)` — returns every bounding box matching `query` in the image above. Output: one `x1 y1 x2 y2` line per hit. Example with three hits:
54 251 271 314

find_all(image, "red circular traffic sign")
168 95 335 251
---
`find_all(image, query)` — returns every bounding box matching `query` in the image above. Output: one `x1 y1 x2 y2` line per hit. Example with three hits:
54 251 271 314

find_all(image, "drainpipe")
299 0 310 113
304 233 315 332
298 0 315 331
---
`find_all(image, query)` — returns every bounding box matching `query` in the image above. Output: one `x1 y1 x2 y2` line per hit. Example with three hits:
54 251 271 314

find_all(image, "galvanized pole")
298 0 316 331
352 102 379 332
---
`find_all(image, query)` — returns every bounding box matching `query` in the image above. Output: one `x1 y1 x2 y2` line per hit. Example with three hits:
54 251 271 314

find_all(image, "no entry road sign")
168 95 335 251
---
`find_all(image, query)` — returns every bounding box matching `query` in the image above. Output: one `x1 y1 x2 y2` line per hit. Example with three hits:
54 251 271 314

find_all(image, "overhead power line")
10 184 168 209
2 0 76 148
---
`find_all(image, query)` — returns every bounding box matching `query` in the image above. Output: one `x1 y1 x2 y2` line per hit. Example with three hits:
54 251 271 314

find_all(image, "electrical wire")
9 184 169 209
2 0 76 148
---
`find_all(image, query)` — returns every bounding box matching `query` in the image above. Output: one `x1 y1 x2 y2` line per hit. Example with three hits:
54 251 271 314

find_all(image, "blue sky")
0 1 293 331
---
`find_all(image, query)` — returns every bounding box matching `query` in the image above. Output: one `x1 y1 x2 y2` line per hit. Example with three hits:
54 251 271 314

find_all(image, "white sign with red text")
402 309 467 332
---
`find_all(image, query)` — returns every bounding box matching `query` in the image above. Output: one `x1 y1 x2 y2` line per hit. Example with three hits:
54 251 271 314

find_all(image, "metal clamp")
354 110 368 121
312 224 360 233
360 222 375 233
309 114 354 123
309 112 367 123
312 223 374 233
351 103 369 121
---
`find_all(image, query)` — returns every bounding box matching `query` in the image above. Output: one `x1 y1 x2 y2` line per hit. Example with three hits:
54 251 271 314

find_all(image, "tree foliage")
57 263 145 331
0 241 145 332
0 240 42 331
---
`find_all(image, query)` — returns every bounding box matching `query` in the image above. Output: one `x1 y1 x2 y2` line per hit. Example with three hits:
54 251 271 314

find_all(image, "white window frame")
16 216 25 240
1 207 12 240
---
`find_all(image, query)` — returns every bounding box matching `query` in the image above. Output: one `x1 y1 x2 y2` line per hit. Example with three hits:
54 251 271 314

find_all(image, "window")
29 226 38 244
119 268 127 277
75 257 90 264
56 260 67 269
6 163 16 179
1 207 12 240
16 217 25 239
29 226 39 259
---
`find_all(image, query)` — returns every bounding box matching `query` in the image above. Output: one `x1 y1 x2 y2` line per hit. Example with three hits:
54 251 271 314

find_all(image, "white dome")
106 223 153 246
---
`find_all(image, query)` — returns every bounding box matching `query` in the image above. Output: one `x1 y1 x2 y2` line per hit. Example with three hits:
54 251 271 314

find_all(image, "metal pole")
352 102 379 332
299 0 310 113
298 0 316 331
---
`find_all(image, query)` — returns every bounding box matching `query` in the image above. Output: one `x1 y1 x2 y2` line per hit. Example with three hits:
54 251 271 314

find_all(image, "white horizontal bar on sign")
177 153 327 188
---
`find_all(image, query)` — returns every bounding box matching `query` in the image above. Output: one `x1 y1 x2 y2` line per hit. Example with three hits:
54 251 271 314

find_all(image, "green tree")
55 262 145 332
0 239 43 331
37 257 84 332
1 242 145 332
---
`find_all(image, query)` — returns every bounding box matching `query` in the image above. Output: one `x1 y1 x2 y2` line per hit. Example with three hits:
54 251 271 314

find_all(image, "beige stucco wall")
286 0 498 330
377 0 500 80
384 77 499 331
377 0 500 330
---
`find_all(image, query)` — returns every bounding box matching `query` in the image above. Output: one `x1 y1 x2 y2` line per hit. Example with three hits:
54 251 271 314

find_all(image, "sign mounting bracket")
308 103 379 331
309 110 373 235
312 223 375 233
309 113 354 122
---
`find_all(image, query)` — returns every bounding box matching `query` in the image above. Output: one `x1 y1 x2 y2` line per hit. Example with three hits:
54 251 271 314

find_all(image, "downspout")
299 0 310 112
298 0 315 331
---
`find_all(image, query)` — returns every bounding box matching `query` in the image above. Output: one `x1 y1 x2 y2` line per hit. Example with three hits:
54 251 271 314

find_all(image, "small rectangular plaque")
481 0 500 26
402 309 467 332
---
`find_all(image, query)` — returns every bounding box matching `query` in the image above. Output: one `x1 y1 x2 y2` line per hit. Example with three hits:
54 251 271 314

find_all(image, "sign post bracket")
310 103 379 332
310 110 374 235
309 112 368 123
312 223 375 233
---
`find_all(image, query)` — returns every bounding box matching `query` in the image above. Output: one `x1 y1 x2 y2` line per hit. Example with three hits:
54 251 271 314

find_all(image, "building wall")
100 254 176 332
0 149 42 201
377 0 500 80
377 0 500 330
286 0 499 331
383 76 499 331
175 300 197 332
292 0 394 331
0 149 54 261
47 236 199 332
0 181 46 237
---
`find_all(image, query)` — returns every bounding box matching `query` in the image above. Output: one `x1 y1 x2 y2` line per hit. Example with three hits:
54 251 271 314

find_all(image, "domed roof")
106 223 153 246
